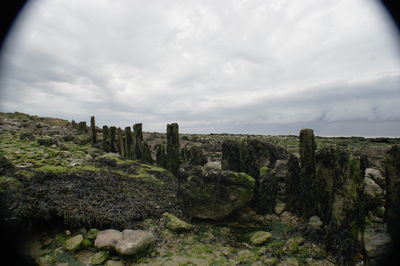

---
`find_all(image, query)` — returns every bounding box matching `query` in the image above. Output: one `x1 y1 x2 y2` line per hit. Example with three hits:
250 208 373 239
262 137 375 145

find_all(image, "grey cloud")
0 0 399 136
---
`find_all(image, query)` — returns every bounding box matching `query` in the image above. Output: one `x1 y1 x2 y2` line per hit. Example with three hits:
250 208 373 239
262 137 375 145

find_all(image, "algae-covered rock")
86 228 100 240
105 260 124 266
181 166 255 220
278 257 299 266
308 216 323 229
91 251 108 265
64 234 83 251
163 212 193 232
249 231 272 245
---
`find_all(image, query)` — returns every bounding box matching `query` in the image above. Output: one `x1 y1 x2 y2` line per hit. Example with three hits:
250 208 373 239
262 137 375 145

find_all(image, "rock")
364 232 391 258
72 134 90 145
88 148 104 158
20 132 35 141
274 202 286 215
181 166 255 220
284 236 304 253
365 168 385 189
280 211 300 226
105 260 125 266
81 239 92 248
163 212 193 232
364 177 383 200
36 255 55 266
308 216 323 229
64 234 83 251
91 251 108 265
95 229 156 256
94 229 122 249
249 231 272 245
86 228 100 240
76 250 95 264
114 230 156 256
37 137 56 146
278 257 299 266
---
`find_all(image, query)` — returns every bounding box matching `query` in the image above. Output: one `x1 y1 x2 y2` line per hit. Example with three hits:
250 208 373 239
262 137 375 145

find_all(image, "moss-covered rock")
91 251 108 265
64 234 83 251
163 212 193 232
181 166 255 220
249 231 272 245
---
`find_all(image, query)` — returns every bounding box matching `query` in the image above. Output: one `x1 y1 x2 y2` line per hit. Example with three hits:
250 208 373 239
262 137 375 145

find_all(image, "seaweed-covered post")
71 120 77 129
299 128 317 218
385 145 400 236
156 144 166 168
117 127 126 158
221 140 241 172
285 154 301 213
124 127 134 159
109 126 117 152
78 121 87 133
133 123 143 159
166 123 180 176
102 126 110 152
90 116 96 146
142 142 153 164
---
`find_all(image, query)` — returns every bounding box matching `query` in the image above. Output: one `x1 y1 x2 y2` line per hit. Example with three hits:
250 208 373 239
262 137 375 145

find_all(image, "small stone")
82 239 92 248
87 228 100 240
163 212 194 232
91 251 108 265
105 260 125 266
64 234 83 251
274 202 286 215
36 255 55 266
364 232 391 258
263 257 278 265
308 216 323 228
249 231 272 246
278 257 299 266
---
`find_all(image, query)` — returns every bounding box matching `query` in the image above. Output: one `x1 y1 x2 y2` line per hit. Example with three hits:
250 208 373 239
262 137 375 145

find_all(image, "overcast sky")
0 0 399 136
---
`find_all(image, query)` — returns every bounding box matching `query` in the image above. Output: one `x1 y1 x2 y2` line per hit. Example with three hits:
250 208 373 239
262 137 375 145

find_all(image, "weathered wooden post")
109 126 117 152
102 126 110 152
78 121 87 133
221 140 241 172
117 127 126 158
142 142 153 164
156 144 166 168
166 123 180 176
299 128 317 218
71 120 77 129
385 145 400 236
133 123 143 159
124 127 134 159
90 116 96 146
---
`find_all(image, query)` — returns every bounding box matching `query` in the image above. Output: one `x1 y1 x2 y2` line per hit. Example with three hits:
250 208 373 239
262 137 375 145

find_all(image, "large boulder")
95 229 156 256
181 166 255 220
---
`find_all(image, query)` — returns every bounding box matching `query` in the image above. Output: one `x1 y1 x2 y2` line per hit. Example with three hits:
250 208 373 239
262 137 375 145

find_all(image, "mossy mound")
0 165 183 230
